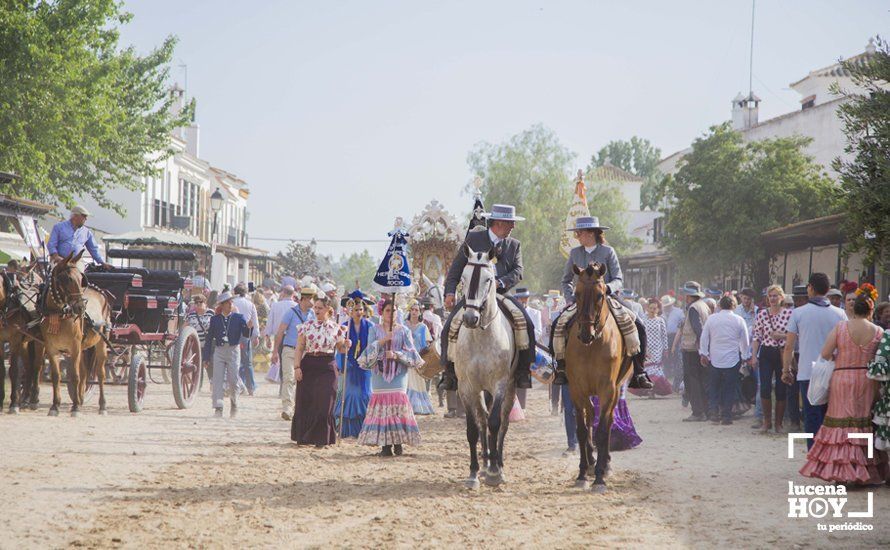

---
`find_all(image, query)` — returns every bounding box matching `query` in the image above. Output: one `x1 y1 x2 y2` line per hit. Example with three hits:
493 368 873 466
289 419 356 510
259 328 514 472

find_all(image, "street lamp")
210 187 223 240
208 187 224 291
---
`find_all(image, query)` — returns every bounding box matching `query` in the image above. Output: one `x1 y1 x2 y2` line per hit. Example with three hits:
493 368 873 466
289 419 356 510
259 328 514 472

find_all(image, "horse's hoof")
483 471 505 487
591 483 607 494
70 409 79 418
47 409 59 417
574 479 591 490
8 406 19 415
99 409 108 416
464 477 481 490
28 402 39 411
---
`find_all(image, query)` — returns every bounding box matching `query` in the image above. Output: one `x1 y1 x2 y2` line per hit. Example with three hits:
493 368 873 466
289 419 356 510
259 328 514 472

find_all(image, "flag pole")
338 351 347 443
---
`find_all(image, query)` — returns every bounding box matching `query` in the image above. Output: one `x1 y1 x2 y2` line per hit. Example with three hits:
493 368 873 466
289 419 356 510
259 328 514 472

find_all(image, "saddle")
550 297 640 362
442 295 530 364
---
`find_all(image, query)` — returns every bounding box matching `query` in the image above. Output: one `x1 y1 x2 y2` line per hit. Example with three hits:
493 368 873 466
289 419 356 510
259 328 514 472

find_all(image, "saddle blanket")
443 294 529 364
551 297 640 361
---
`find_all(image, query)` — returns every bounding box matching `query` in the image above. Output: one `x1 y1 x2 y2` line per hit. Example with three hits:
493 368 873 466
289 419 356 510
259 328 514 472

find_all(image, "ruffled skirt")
357 390 421 446
590 397 642 451
799 425 889 484
800 368 889 484
406 368 435 415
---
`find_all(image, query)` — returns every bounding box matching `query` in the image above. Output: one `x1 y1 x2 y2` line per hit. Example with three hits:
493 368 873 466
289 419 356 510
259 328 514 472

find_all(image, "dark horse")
0 266 45 413
565 262 632 492
40 251 111 416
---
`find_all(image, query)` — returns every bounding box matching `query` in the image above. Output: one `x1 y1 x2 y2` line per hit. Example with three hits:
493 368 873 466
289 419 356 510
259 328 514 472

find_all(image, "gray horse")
452 245 517 489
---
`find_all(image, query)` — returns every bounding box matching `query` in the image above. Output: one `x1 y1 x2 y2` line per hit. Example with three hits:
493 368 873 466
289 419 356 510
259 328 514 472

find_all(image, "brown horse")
565 262 632 492
40 251 110 416
0 267 45 413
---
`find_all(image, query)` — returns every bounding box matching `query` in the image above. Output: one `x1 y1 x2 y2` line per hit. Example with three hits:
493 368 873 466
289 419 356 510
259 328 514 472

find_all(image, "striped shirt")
187 311 214 347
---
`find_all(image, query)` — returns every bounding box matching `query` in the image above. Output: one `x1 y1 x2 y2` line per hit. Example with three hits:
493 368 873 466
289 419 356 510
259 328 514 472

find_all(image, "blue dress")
406 322 435 415
334 318 373 438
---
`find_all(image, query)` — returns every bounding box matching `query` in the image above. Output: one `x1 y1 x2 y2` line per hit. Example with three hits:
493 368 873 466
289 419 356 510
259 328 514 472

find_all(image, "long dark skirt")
291 354 337 446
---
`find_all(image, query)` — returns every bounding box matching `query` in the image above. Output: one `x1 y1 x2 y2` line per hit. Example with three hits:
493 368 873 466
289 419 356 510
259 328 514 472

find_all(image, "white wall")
741 99 849 179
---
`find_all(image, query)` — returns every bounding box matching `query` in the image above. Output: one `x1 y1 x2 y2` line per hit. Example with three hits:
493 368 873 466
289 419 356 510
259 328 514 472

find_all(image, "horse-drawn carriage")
83 248 201 412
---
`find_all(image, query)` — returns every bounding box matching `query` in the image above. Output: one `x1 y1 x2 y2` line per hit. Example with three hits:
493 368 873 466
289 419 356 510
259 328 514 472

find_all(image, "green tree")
584 176 642 256
467 125 574 291
331 250 378 292
834 37 890 270
467 124 638 291
276 242 325 279
588 137 663 210
0 0 192 212
663 123 839 286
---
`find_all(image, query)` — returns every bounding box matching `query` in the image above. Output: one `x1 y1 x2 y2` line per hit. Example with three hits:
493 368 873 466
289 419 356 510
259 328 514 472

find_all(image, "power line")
249 237 388 243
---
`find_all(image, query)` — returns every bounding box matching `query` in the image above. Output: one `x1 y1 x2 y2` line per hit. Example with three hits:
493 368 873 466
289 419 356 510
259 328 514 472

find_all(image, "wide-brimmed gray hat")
566 216 610 231
71 205 91 216
482 204 525 222
217 291 234 303
826 288 843 298
679 281 704 298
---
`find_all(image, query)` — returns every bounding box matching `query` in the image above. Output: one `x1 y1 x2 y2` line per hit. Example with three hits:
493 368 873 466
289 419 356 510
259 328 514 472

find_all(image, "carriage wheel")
171 326 202 409
65 356 98 405
127 354 148 413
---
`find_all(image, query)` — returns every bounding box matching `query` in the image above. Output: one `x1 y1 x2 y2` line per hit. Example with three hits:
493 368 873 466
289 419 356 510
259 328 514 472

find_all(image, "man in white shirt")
699 295 752 425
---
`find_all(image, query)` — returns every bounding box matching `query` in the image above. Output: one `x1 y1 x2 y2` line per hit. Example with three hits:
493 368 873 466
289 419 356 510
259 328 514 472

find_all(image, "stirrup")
628 372 654 390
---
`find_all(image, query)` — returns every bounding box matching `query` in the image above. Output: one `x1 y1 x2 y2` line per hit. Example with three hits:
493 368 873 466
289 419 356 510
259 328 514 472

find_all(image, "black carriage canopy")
106 248 197 261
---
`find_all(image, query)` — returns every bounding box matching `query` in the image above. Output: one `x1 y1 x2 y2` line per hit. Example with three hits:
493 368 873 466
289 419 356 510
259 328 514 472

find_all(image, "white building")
80 84 272 288
625 39 885 297
659 39 878 180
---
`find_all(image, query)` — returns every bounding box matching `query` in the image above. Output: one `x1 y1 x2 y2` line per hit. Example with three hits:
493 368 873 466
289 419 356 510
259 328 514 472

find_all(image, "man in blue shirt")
271 285 316 420
782 273 847 448
47 205 104 264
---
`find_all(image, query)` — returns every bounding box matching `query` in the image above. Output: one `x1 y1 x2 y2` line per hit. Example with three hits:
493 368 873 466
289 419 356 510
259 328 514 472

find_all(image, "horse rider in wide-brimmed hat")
551 215 654 390
440 204 537 391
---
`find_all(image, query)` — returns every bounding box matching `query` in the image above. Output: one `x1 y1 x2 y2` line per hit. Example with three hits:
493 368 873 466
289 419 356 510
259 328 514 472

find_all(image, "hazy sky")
120 0 888 259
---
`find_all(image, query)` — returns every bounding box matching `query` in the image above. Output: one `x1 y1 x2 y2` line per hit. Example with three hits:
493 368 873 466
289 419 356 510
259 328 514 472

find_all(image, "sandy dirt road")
2 378 888 549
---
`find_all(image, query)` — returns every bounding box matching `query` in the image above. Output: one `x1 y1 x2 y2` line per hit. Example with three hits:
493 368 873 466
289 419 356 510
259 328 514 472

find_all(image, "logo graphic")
786 433 876 532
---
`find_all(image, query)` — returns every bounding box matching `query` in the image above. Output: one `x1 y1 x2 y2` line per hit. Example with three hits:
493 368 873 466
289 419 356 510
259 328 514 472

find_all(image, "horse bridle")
576 281 606 342
463 258 495 329
48 265 85 316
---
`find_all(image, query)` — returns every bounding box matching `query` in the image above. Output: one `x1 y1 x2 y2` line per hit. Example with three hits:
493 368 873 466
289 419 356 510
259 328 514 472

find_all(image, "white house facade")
81 84 271 289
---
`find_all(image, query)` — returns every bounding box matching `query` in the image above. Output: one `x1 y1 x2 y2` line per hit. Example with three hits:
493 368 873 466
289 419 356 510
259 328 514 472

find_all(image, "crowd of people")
184 208 889 487
188 276 450 457
16 204 888 488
